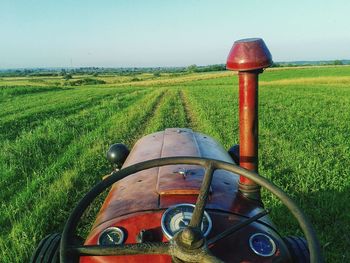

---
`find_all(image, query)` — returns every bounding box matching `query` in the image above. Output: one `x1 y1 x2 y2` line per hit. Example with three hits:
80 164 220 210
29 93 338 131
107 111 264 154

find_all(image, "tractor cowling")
226 38 272 200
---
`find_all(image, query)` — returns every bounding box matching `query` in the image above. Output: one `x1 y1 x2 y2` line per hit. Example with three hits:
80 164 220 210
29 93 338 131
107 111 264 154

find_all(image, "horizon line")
1 59 350 71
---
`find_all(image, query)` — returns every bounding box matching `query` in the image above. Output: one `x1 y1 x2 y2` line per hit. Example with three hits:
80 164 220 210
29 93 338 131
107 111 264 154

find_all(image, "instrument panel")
160 203 212 240
83 206 290 263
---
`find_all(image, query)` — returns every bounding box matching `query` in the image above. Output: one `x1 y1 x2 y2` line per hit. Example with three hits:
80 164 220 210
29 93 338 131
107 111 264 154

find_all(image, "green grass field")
0 66 349 262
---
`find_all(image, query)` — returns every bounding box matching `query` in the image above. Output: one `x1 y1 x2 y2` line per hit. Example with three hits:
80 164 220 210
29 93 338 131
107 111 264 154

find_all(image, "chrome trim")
161 203 212 240
249 233 276 257
98 226 125 245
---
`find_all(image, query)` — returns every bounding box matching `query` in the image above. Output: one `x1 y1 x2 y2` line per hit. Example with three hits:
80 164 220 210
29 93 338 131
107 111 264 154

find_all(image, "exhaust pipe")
226 38 272 200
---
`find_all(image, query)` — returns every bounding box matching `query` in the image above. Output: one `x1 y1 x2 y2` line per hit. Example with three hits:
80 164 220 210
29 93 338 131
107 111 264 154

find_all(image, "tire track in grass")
0 85 127 119
0 88 102 121
0 87 90 118
0 85 146 118
0 89 161 226
0 89 166 262
180 87 238 148
179 89 197 130
0 93 112 141
0 85 71 98
0 87 147 141
118 88 169 144
0 89 150 201
143 89 187 134
181 87 222 139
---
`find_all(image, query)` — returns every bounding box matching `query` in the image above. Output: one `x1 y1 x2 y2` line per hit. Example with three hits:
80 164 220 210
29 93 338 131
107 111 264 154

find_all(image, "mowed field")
1 66 350 262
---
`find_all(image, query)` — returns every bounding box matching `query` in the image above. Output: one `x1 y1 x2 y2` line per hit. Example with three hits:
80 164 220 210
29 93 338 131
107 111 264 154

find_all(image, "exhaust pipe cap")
226 38 273 71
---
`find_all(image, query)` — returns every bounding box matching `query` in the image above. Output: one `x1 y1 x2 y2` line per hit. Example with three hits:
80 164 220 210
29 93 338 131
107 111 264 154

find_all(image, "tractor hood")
126 128 234 195
93 128 261 228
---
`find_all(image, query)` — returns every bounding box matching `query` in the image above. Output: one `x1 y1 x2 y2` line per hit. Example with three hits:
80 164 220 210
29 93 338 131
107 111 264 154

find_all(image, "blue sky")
1 0 349 68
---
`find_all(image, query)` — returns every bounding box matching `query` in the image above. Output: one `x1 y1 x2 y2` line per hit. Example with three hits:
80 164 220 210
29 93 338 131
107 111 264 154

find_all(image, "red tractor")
31 39 323 263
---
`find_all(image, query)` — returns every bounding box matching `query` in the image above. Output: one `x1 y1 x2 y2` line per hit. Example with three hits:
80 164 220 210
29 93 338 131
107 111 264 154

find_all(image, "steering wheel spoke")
67 242 170 256
208 209 270 246
189 162 215 230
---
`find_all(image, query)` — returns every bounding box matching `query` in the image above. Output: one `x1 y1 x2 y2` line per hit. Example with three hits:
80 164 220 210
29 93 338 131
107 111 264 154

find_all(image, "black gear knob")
106 143 130 169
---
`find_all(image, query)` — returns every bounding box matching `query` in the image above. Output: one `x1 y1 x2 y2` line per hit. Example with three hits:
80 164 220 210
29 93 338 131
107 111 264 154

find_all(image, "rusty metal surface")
92 128 239 229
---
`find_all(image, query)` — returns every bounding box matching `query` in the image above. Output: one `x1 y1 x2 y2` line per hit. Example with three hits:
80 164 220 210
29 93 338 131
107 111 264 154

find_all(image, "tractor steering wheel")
60 157 323 263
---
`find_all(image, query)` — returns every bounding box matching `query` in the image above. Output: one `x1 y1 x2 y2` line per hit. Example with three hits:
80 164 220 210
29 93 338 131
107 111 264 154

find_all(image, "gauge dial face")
98 227 125 246
249 233 276 257
161 204 212 240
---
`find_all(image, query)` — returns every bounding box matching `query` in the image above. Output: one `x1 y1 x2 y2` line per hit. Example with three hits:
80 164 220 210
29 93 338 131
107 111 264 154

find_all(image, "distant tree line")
0 60 348 77
186 64 226 73
64 78 106 86
0 64 227 77
271 60 347 68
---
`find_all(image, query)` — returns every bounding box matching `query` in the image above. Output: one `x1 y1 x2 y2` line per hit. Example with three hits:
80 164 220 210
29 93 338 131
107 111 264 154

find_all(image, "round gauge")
161 204 212 240
98 227 125 246
249 233 276 257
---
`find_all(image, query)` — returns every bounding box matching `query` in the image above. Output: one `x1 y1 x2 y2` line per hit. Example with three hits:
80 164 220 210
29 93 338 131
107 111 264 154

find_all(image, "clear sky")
1 0 349 68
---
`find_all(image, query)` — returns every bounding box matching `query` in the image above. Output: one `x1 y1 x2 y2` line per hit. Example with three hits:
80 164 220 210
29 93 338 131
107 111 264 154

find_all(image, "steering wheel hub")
171 231 215 263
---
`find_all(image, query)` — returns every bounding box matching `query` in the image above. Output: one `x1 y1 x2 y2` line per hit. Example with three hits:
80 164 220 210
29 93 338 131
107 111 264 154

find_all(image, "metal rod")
68 243 170 256
208 209 270 245
189 162 215 229
238 71 261 198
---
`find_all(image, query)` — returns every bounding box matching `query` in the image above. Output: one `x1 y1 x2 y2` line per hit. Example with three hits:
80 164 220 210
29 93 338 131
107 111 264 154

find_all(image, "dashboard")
81 203 290 262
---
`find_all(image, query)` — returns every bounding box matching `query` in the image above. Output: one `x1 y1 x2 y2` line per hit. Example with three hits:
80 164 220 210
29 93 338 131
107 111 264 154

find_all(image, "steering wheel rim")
60 156 323 263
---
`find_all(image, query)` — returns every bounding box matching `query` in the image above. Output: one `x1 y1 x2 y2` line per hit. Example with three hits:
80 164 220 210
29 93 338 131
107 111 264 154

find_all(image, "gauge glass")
249 233 276 257
98 227 125 246
161 204 212 240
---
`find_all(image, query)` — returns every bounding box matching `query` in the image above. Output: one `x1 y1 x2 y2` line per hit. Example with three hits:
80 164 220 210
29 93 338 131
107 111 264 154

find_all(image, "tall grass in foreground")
0 66 350 262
